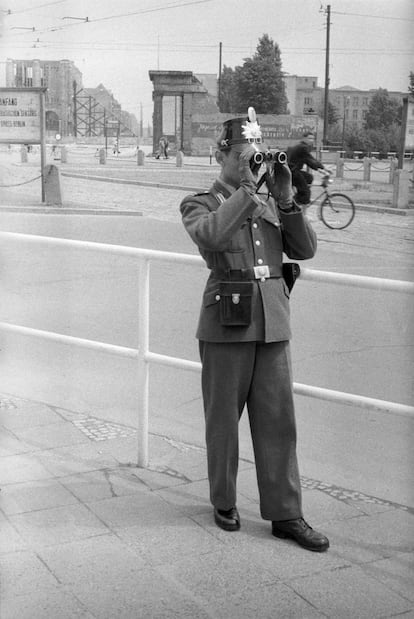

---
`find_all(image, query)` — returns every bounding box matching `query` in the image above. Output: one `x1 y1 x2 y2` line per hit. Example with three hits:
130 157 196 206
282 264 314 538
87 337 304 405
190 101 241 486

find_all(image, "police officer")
288 132 327 206
179 111 329 552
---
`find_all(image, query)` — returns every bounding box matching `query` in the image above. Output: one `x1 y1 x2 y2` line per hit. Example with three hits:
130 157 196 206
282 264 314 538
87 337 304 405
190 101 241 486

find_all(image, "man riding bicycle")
287 132 328 207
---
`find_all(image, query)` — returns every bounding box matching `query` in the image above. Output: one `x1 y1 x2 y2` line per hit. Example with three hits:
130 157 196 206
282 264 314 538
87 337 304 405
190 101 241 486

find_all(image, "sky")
1 0 413 125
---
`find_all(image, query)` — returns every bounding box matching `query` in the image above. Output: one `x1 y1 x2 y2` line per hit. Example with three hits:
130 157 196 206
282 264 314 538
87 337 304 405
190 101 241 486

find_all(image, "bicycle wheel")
320 193 355 230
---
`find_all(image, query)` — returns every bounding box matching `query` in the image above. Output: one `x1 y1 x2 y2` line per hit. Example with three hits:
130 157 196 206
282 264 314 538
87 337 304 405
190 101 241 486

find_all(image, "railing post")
389 157 398 184
336 157 344 179
363 157 371 181
137 258 150 467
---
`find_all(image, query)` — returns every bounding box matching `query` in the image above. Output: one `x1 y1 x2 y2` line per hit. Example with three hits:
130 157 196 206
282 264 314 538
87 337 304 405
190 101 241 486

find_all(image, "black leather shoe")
272 518 329 552
214 507 240 531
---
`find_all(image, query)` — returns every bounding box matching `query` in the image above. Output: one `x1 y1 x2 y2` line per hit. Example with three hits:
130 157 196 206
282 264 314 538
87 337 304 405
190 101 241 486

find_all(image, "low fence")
1 230 413 467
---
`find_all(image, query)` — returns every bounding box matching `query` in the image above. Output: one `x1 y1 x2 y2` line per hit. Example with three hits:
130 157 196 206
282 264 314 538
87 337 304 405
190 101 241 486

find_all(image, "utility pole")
217 42 222 109
323 4 331 147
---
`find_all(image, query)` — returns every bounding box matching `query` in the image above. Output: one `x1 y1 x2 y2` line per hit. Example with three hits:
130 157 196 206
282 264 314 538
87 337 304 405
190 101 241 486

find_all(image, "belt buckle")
253 265 270 279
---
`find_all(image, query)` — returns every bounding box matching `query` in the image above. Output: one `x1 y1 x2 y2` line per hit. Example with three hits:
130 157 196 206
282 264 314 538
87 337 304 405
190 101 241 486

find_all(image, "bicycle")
303 172 355 230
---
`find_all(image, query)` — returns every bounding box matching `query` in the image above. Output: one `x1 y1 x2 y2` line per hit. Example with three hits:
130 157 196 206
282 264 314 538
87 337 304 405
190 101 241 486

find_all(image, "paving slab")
0 589 96 619
58 468 149 502
35 442 119 477
0 478 79 515
0 453 54 485
200 581 326 619
0 426 33 456
12 419 90 450
70 565 213 619
8 502 110 548
37 534 147 585
321 509 414 558
0 400 63 431
117 520 223 566
0 511 28 553
85 491 185 530
361 551 414 604
288 564 412 618
1 550 60 597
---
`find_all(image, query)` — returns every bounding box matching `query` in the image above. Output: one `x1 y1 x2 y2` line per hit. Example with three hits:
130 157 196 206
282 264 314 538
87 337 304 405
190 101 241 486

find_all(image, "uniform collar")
214 178 237 198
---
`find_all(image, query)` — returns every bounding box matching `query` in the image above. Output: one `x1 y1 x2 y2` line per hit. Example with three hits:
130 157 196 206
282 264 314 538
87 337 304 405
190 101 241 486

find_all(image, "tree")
364 88 401 131
218 34 287 114
319 101 341 125
218 65 237 113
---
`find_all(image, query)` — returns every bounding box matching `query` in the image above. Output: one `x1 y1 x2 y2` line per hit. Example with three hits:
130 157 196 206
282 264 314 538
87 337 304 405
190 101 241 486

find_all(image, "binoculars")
251 150 287 166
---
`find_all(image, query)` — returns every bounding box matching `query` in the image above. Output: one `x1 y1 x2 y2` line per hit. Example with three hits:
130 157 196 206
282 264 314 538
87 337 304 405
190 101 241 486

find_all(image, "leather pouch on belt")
219 281 253 326
282 262 300 293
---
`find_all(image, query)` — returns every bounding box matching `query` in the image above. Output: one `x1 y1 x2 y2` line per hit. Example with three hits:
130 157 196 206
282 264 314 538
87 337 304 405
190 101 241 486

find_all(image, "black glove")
238 145 260 196
265 162 294 210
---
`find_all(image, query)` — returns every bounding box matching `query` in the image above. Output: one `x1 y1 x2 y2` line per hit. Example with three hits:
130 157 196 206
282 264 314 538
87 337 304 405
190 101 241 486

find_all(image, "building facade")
6 58 83 136
5 58 138 138
330 86 406 126
284 74 406 127
283 75 322 116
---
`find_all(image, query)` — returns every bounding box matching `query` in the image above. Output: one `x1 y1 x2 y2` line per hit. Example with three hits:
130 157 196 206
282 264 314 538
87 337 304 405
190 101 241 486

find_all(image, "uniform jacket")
180 179 317 343
288 141 324 173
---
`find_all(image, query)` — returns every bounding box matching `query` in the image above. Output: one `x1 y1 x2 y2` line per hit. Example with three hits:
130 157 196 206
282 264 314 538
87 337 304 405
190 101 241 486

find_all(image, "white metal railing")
1 230 413 467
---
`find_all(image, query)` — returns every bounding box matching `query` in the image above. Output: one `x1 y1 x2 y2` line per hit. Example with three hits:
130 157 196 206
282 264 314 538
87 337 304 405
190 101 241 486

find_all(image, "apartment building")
283 75 322 115
6 58 83 135
5 58 137 138
330 86 405 125
284 74 406 126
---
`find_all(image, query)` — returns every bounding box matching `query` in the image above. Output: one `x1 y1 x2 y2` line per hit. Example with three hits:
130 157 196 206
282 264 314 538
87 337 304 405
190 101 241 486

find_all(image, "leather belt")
211 265 283 281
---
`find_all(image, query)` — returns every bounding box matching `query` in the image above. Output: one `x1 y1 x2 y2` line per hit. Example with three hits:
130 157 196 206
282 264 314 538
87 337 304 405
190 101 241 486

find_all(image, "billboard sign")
0 88 46 144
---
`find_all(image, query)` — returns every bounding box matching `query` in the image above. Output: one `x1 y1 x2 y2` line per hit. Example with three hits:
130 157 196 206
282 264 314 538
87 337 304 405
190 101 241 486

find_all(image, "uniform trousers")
291 169 314 205
199 339 303 521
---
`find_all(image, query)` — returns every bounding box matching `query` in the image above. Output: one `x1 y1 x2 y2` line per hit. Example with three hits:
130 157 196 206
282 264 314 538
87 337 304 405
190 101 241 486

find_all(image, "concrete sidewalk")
1 392 413 618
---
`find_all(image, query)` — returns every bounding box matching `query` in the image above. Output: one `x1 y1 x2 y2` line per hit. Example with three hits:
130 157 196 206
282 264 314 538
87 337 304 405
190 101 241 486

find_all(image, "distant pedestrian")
158 135 169 159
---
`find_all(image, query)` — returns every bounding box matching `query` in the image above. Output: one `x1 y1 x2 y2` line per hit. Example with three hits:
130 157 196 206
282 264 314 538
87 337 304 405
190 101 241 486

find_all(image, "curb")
61 171 201 193
354 202 414 216
0 206 144 215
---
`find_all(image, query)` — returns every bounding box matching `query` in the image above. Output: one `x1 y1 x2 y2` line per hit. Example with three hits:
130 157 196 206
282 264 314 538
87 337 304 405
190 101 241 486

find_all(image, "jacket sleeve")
180 188 259 251
280 209 317 259
303 150 324 171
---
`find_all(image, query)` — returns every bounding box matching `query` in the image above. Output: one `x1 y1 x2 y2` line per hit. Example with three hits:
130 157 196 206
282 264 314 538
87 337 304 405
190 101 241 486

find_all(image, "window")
352 96 359 105
363 97 368 105
24 66 33 87
352 109 358 119
304 97 313 105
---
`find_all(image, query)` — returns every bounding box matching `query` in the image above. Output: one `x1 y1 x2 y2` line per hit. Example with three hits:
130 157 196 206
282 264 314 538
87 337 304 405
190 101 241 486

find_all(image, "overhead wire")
330 9 414 23
5 0 215 34
7 37 412 56
4 0 67 15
